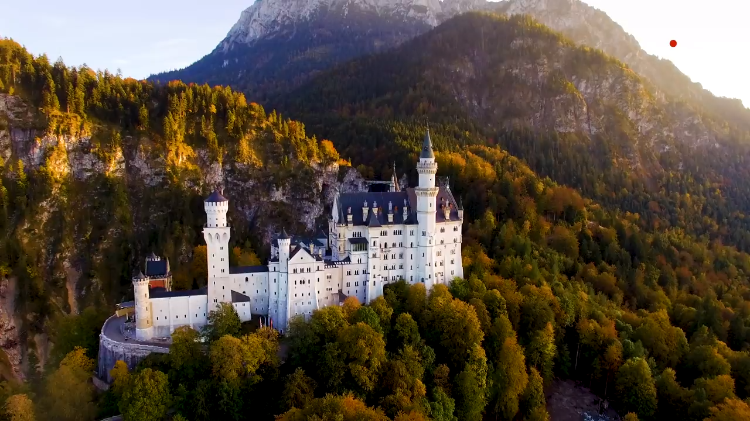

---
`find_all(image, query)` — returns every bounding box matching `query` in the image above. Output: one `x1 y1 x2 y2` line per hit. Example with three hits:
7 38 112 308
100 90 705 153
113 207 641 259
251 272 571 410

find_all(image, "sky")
1 0 748 107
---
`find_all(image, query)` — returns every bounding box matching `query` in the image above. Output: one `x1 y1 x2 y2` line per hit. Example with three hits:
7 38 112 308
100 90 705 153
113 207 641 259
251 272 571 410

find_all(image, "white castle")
131 130 464 340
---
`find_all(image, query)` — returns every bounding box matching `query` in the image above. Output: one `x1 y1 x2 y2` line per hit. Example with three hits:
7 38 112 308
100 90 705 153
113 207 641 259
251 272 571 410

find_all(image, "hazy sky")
1 0 748 107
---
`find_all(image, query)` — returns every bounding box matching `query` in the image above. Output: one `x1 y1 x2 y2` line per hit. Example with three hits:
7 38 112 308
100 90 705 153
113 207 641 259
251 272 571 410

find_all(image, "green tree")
429 387 458 421
615 358 657 419
203 303 241 342
455 344 489 421
119 368 171 421
282 368 317 411
490 336 529 420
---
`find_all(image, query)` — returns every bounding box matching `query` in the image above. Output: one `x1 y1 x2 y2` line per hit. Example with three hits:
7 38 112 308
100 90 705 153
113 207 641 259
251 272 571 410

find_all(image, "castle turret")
133 271 154 341
278 228 291 272
204 189 231 308
416 128 438 288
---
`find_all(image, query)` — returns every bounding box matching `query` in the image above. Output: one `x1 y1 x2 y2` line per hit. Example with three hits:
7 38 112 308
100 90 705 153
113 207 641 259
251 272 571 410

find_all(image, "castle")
131 130 464 340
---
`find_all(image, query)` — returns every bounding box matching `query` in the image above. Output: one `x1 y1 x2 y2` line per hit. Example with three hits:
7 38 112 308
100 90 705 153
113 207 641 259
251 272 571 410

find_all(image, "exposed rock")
0 276 23 381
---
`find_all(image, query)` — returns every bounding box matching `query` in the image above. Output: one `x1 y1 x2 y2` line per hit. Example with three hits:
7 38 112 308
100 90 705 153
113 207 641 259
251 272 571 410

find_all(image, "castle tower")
133 271 154 341
204 190 231 309
274 228 291 331
416 129 438 288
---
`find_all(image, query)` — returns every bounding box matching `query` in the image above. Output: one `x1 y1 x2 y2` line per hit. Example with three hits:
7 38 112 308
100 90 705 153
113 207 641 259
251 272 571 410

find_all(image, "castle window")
293 269 297 274
245 277 248 282
422 231 426 236
392 254 396 259
355 282 359 286
295 281 297 285
454 226 459 232
372 241 376 246
384 266 387 270
440 227 445 233
346 282 350 287
451 270 454 275
347 271 351 276
411 276 413 281
451 259 454 264
355 270 359 275
307 268 311 273
410 243 413 248
399 264 403 269
399 242 403 247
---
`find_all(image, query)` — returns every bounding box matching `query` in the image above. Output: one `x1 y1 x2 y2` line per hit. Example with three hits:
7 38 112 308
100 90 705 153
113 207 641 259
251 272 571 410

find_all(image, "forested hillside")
273 12 750 253
0 38 341 382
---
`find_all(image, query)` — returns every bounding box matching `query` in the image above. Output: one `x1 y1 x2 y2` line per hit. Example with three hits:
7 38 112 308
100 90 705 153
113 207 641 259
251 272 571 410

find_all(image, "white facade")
132 130 464 340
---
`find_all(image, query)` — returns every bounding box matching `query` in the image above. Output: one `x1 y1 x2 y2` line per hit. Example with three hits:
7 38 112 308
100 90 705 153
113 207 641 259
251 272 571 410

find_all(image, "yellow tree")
706 398 750 421
3 394 35 421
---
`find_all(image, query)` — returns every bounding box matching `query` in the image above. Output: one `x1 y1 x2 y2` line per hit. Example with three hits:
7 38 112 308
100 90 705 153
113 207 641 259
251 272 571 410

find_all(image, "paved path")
102 316 171 349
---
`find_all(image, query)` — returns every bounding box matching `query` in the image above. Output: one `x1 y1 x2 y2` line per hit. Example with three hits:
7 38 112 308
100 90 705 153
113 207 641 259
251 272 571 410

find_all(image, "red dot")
670 40 677 47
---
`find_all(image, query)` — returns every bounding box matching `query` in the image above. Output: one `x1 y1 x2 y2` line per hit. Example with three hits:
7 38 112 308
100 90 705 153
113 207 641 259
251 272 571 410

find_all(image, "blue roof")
205 190 228 202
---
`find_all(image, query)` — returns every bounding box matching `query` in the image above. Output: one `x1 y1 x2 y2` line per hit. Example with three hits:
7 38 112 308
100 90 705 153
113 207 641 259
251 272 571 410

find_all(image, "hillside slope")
272 12 750 252
0 39 343 380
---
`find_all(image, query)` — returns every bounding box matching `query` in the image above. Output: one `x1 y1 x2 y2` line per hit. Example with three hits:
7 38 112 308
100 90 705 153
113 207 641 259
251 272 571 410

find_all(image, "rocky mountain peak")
223 0 490 47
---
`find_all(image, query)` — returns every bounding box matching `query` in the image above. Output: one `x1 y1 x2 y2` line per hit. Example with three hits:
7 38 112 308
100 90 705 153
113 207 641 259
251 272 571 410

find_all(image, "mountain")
149 0 489 101
271 12 750 253
495 0 750 131
150 0 749 131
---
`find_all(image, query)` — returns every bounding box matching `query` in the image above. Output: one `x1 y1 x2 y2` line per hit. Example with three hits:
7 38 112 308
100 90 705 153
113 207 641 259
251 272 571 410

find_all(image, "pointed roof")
205 189 228 202
367 208 382 227
420 129 435 159
133 270 146 280
279 227 290 240
391 162 400 192
148 251 158 260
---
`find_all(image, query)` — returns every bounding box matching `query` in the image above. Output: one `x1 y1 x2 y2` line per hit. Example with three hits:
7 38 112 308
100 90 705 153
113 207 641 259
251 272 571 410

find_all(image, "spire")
279 227 290 240
420 128 435 159
391 162 400 192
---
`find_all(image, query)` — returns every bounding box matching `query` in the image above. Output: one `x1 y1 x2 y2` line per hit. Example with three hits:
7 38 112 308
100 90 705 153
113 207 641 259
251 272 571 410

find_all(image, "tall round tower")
204 190 231 308
416 129 439 287
133 271 153 341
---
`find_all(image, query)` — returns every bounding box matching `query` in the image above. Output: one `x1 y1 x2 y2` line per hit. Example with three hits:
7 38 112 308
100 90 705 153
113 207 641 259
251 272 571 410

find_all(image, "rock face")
0 89 343 379
495 0 750 129
223 0 487 47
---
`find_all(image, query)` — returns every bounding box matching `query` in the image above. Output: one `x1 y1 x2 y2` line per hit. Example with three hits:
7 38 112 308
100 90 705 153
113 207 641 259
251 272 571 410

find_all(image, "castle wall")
150 296 208 338
229 272 269 315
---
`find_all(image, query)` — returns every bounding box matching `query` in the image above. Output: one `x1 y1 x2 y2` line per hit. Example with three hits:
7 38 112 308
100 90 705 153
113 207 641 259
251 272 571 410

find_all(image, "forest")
3 11 750 421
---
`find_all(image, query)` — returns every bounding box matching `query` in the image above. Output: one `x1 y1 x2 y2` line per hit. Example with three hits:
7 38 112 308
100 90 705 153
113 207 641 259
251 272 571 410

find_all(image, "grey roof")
348 238 369 244
337 289 348 304
150 287 207 299
231 290 251 303
273 235 325 248
334 187 460 226
420 129 435 159
289 245 324 261
147 252 158 260
145 260 169 277
229 265 269 274
133 271 147 280
336 191 415 226
279 228 290 240
205 190 228 202
367 209 382 227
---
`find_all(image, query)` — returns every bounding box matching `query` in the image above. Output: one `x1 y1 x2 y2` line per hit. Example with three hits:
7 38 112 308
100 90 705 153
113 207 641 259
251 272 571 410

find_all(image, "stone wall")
97 319 169 383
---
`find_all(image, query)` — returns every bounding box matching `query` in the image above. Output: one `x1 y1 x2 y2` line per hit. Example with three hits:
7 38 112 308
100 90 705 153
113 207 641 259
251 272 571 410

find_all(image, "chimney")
403 199 408 221
458 197 464 220
388 201 393 223
363 201 369 221
373 201 378 216
443 201 451 220
309 242 314 256
347 206 353 223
